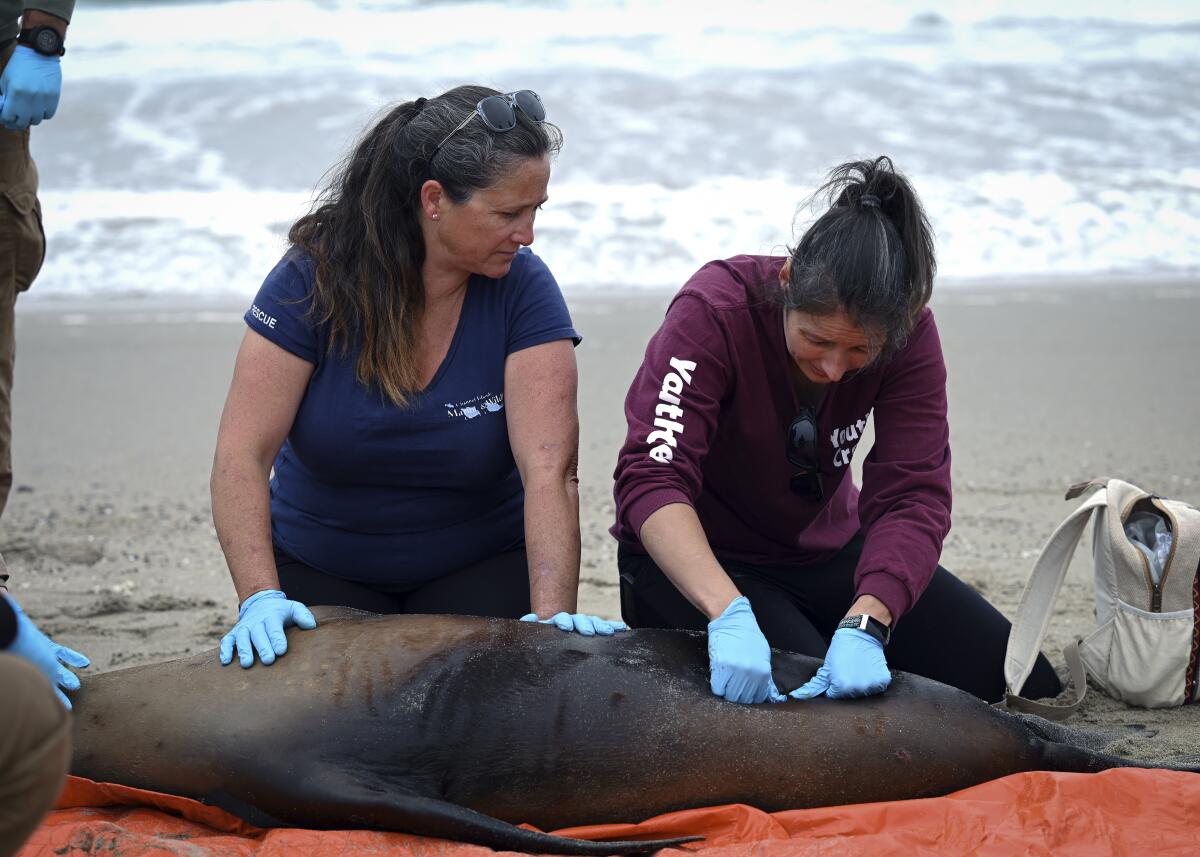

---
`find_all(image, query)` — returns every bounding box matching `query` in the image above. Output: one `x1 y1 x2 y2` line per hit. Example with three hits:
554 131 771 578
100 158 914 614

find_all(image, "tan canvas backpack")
1001 478 1200 718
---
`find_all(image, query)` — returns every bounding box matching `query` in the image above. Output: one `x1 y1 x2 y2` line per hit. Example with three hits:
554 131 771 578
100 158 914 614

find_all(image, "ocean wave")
21 0 1200 297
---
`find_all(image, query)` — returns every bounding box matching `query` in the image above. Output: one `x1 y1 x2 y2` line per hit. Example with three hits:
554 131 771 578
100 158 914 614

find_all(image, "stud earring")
431 212 440 221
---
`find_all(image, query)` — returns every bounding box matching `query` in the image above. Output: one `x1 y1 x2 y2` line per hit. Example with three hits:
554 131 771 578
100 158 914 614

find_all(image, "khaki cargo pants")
0 41 47 519
0 654 70 857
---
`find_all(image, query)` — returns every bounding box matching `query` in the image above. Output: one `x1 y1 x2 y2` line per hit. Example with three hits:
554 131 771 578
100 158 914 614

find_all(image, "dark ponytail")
781 156 936 359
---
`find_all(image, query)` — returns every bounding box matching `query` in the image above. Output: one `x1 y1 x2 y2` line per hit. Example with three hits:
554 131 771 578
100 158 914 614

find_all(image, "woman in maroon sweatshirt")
612 157 1060 705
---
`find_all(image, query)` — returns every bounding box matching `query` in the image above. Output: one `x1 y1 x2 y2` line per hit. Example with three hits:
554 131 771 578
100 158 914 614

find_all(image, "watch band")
837 613 891 646
17 27 66 57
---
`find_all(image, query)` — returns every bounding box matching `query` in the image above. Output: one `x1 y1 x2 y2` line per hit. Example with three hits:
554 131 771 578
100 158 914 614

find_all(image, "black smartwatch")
837 613 891 646
17 26 66 57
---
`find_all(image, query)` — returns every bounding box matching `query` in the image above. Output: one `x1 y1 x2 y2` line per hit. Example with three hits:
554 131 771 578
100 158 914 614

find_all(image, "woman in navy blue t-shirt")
211 86 626 669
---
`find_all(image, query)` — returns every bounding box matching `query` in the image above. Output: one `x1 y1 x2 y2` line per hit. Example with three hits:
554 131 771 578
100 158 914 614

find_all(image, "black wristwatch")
837 613 891 646
17 26 66 57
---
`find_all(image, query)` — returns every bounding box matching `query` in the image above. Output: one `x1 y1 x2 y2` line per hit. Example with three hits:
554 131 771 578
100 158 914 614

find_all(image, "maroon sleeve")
854 311 953 623
613 294 735 541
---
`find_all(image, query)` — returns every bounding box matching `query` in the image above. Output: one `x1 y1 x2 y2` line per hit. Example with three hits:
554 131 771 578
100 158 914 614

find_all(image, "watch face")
35 29 61 55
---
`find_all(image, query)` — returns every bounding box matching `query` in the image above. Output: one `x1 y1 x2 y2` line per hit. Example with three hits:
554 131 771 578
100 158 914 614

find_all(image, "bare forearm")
639 503 740 620
211 454 279 604
523 474 581 617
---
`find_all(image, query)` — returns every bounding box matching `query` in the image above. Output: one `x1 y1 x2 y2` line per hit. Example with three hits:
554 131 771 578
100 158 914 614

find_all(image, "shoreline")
13 272 1200 316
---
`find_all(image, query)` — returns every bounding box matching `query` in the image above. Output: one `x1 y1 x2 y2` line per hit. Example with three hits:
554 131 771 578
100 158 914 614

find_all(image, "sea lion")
69 609 1193 855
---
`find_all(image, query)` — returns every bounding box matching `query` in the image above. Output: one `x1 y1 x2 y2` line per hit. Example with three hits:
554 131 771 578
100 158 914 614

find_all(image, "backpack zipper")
1121 494 1160 611
1148 498 1179 613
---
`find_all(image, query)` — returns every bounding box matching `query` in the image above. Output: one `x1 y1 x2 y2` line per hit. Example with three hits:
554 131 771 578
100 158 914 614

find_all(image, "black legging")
618 533 1062 703
274 545 532 618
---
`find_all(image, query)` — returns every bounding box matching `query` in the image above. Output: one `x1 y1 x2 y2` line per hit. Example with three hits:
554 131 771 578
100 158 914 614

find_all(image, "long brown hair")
288 85 563 406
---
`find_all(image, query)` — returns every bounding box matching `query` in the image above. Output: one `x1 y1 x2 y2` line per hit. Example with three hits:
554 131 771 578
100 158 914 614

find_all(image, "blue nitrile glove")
521 612 630 636
707 596 786 704
5 595 90 710
0 46 63 130
219 589 317 669
790 628 891 700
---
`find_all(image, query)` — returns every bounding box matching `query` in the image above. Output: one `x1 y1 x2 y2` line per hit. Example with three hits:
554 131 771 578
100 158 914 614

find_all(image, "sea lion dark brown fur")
68 609 1194 854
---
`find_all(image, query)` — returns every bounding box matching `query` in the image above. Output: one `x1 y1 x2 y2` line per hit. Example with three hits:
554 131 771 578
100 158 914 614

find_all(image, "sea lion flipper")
289 779 700 855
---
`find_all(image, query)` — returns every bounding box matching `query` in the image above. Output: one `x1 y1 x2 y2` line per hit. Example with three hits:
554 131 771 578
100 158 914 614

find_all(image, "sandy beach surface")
5 280 1200 763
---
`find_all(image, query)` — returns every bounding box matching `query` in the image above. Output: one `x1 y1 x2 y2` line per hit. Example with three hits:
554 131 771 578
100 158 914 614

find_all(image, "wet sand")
5 279 1200 760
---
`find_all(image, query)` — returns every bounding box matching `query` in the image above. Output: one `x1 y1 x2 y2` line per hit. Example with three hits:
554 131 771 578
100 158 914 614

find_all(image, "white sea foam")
33 190 309 299
32 169 1199 300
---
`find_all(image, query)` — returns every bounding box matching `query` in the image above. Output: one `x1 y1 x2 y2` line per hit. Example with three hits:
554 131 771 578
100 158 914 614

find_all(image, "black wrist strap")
17 27 65 57
838 613 891 646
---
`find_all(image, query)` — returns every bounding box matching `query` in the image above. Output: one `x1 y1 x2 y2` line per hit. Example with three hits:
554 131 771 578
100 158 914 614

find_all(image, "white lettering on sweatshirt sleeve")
646 357 697 463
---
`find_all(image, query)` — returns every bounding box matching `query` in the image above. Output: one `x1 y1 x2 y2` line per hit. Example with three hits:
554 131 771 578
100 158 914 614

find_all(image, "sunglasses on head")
786 407 825 501
432 90 546 157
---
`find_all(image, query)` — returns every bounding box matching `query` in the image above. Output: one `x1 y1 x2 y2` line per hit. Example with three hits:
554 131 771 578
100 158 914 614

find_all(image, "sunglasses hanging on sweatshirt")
786 407 825 501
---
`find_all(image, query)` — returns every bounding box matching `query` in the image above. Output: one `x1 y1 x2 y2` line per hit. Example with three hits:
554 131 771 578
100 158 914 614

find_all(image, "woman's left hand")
520 612 630 636
790 628 891 699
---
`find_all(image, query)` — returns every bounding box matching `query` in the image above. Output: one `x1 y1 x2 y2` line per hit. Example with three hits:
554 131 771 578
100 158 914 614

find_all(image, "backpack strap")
1000 640 1090 720
996 484 1110 720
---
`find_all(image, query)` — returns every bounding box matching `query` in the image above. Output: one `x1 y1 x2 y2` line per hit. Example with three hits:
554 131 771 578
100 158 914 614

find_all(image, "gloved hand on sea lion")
790 627 891 699
4 594 91 709
707 595 786 704
521 611 630 636
219 589 317 668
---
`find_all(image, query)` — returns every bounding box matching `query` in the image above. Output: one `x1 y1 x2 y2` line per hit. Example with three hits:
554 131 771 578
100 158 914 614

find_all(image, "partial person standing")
212 86 625 670
612 157 1062 705
0 1 70 519
0 10 80 851
0 551 90 857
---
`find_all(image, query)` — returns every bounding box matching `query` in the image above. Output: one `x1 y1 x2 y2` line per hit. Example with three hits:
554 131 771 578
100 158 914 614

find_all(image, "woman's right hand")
219 589 317 668
706 596 785 704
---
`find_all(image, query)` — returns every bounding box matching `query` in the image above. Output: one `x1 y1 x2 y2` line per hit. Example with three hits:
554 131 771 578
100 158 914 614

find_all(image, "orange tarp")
19 769 1200 856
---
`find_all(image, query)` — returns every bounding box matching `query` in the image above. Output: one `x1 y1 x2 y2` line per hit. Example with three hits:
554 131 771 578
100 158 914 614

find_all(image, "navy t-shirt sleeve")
504 251 581 355
244 254 320 365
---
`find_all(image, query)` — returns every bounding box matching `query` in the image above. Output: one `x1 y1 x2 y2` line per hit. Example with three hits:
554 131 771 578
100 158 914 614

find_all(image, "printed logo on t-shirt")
830 414 870 468
646 357 697 464
250 304 278 330
445 392 504 420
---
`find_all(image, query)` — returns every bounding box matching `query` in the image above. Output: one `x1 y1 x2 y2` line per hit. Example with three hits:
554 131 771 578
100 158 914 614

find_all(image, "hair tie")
859 193 881 208
413 97 428 113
